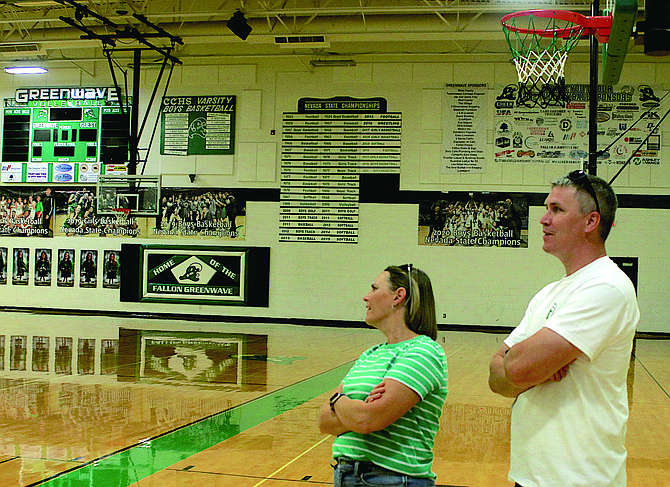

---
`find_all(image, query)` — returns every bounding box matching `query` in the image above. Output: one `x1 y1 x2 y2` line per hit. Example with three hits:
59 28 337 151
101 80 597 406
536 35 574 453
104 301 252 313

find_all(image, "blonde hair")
385 264 438 340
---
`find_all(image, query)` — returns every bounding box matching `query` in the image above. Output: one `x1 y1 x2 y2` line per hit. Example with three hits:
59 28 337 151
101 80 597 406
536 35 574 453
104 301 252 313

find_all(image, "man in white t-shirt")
488 171 640 487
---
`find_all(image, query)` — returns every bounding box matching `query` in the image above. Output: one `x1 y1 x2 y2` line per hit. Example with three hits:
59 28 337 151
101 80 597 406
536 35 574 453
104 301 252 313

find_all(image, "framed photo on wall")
34 248 52 286
0 247 7 284
80 250 98 288
103 250 120 289
57 249 75 287
12 247 29 285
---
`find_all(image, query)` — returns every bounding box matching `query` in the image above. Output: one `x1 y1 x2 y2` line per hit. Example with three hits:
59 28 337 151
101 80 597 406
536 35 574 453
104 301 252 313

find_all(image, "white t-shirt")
505 256 640 487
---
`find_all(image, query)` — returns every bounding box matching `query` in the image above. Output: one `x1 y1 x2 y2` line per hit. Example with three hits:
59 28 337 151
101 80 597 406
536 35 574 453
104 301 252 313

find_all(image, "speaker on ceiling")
643 0 670 56
227 10 252 41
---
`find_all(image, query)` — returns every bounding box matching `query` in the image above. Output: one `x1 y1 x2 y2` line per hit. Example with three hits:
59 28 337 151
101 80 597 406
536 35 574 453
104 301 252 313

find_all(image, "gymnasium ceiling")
0 0 656 68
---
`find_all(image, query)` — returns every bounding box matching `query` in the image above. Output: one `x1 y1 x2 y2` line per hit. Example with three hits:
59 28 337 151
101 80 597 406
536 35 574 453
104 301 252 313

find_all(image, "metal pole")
129 48 141 175
588 0 600 175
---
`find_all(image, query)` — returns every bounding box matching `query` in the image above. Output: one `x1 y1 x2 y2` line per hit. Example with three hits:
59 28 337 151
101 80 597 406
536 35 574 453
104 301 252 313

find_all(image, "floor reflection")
118 329 268 391
0 321 275 468
0 327 269 390
0 315 668 487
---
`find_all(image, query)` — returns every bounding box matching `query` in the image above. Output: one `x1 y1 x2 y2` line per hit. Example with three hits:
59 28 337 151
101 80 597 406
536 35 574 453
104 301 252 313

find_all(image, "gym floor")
0 311 668 487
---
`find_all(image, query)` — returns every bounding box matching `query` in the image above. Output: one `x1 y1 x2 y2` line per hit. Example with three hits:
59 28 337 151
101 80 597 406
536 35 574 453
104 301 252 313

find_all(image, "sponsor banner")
493 84 664 166
442 84 488 174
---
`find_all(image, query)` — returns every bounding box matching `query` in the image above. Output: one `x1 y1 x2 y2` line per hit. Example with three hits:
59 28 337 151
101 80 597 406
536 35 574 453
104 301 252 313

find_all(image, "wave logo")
171 256 217 284
189 117 207 139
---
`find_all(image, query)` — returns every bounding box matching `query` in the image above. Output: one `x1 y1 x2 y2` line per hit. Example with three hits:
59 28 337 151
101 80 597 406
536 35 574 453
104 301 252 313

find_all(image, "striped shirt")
332 335 448 479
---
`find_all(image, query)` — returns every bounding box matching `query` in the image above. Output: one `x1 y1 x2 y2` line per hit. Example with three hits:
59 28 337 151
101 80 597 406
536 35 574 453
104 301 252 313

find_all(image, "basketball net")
112 207 131 225
503 9 614 108
502 11 586 108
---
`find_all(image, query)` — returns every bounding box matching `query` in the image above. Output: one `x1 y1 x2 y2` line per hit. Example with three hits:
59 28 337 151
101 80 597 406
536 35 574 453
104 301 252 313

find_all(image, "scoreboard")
1 87 129 183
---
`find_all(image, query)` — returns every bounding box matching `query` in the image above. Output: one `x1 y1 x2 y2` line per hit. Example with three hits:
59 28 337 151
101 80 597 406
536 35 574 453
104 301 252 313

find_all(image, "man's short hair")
551 173 618 241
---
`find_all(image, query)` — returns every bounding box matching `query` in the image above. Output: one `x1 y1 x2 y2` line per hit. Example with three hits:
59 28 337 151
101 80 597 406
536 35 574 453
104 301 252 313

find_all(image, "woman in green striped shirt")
318 264 448 487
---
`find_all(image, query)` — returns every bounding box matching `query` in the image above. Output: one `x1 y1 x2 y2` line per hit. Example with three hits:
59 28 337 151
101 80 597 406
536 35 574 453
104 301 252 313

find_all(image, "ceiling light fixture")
4 66 48 74
309 59 356 67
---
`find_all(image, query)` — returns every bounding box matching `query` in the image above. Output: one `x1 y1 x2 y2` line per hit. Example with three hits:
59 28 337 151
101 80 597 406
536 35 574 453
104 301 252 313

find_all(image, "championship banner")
419 192 528 248
281 96 401 244
121 244 270 306
0 186 54 237
154 188 245 240
494 84 664 166
442 84 488 174
54 187 140 238
32 186 246 239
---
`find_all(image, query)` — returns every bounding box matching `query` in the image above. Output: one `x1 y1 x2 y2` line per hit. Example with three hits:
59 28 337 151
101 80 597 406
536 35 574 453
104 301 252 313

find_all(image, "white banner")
442 84 488 174
281 108 401 244
493 83 664 166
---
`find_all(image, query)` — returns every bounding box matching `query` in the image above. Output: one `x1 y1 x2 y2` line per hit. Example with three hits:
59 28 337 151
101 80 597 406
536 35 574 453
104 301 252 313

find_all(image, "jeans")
333 459 435 487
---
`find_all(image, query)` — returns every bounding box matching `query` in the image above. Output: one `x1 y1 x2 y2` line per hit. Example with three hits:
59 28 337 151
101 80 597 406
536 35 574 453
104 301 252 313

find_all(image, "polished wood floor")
0 311 668 487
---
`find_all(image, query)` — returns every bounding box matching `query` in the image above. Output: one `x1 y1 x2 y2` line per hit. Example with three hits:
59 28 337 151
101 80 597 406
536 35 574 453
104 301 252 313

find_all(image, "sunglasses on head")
400 263 413 301
567 170 600 214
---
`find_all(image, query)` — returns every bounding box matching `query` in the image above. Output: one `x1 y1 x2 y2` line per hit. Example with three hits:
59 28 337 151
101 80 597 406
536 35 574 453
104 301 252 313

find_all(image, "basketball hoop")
502 10 612 108
111 207 132 222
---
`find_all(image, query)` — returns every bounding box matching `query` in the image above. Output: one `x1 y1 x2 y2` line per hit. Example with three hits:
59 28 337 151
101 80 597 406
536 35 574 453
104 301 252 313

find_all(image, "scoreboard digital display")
1 87 129 183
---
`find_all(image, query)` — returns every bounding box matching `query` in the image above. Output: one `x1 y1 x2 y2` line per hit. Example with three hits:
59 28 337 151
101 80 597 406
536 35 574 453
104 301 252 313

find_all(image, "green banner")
160 95 236 155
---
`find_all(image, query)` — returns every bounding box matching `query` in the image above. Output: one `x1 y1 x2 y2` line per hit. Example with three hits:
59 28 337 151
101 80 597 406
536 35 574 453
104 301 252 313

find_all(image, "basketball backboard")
96 175 161 216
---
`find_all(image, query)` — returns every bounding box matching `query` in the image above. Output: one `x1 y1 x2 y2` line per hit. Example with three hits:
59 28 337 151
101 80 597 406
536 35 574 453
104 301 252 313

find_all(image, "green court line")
33 362 351 487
